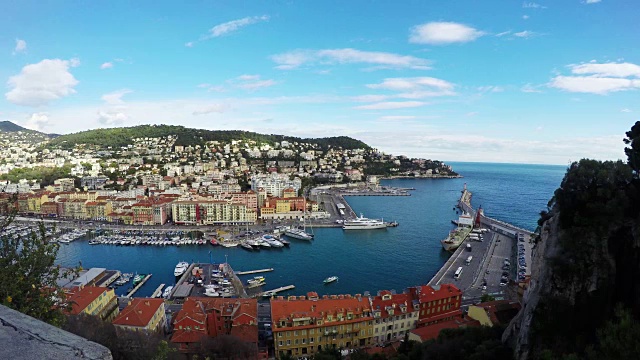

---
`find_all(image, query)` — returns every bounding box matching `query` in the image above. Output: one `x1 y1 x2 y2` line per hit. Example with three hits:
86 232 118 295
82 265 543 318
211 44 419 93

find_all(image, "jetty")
236 268 274 275
125 274 152 298
151 284 165 298
258 285 295 297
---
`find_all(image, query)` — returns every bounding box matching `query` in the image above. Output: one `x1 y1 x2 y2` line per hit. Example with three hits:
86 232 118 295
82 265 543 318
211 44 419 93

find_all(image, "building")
66 286 119 321
54 178 75 192
171 298 258 357
271 292 374 359
172 200 251 225
408 284 463 327
466 300 521 327
112 298 166 334
408 317 480 343
250 173 301 197
370 290 420 344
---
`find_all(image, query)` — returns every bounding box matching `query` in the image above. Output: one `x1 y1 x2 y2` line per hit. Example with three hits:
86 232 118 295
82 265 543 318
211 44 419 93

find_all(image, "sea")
55 162 567 298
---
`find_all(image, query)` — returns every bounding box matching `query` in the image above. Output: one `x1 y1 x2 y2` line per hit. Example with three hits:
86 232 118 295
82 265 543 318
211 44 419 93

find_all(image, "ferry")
342 214 386 230
441 212 474 251
284 227 314 241
162 286 173 299
323 276 339 284
174 261 189 277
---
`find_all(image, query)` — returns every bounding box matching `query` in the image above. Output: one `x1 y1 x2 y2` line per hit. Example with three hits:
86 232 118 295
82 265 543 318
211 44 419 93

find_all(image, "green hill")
45 124 370 150
0 120 31 132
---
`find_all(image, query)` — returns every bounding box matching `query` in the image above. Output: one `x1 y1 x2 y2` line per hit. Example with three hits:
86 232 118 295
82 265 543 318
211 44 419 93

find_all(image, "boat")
279 238 290 246
247 276 265 284
174 261 189 277
247 281 266 289
323 276 339 284
386 221 399 227
210 238 218 246
441 212 474 251
132 274 145 286
162 286 173 299
342 214 386 230
240 242 254 251
284 227 314 240
204 287 220 297
88 239 100 245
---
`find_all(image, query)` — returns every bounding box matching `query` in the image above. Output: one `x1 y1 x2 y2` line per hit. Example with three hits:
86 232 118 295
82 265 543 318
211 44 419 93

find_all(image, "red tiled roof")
271 295 370 324
410 284 462 303
371 291 416 319
410 317 480 342
112 298 164 328
66 286 109 315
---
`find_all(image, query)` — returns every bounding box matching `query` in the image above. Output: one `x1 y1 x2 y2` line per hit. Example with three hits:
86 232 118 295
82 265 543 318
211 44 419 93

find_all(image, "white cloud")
514 30 536 38
571 62 640 78
522 2 546 9
100 62 113 69
495 31 512 37
477 86 504 93
69 58 81 67
354 101 425 110
523 15 530 20
585 0 601 3
522 83 544 93
351 95 391 102
208 15 269 38
97 111 128 126
271 48 430 70
24 112 49 131
185 42 194 47
549 76 640 94
621 108 631 113
101 89 133 105
379 115 417 121
409 22 485 45
238 74 261 81
192 104 227 115
237 79 277 91
5 58 79 107
368 77 454 92
13 39 27 54
549 61 640 94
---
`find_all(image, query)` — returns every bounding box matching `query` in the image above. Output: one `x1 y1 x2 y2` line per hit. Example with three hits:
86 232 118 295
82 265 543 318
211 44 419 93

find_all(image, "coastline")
380 174 463 180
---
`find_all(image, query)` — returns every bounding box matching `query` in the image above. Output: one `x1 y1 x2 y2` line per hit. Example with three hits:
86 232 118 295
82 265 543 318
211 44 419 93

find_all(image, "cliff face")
504 159 640 359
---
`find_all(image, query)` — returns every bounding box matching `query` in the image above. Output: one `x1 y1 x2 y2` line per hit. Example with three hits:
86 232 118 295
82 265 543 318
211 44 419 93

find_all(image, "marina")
151 283 165 298
124 274 152 298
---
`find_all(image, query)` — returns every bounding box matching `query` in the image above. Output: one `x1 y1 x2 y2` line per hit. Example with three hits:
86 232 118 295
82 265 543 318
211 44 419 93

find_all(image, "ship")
174 261 189 277
323 276 339 284
342 214 386 230
441 212 474 251
284 227 314 241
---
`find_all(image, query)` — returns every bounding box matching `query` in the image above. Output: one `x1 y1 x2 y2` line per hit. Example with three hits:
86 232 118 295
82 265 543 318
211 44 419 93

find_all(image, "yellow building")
85 202 112 221
67 286 119 322
27 194 42 213
62 199 87 219
112 298 166 334
172 200 250 225
271 293 375 358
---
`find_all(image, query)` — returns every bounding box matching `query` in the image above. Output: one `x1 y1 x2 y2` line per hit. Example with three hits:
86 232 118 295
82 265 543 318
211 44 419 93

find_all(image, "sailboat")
284 198 314 240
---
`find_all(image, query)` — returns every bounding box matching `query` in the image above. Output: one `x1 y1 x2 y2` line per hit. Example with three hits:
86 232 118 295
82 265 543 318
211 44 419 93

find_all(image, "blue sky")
1 0 639 165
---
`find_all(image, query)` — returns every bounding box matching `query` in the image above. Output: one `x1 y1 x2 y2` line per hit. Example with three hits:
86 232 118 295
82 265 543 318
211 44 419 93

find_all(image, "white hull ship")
342 214 386 230
174 261 189 277
284 227 314 241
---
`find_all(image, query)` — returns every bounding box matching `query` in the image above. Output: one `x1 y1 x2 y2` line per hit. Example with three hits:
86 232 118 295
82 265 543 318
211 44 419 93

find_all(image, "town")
0 123 458 226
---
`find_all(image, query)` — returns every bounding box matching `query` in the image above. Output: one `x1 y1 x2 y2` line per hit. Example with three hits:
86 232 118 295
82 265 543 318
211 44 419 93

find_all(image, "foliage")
480 294 496 302
63 313 179 360
0 213 78 326
0 164 73 185
198 334 257 359
46 124 370 151
623 120 640 177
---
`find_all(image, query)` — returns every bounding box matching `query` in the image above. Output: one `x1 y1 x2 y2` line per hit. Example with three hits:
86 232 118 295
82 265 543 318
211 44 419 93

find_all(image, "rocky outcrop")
0 304 112 360
503 213 561 359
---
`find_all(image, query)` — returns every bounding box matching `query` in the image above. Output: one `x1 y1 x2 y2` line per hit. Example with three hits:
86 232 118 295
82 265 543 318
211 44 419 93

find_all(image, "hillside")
45 125 370 150
505 121 640 359
0 121 28 132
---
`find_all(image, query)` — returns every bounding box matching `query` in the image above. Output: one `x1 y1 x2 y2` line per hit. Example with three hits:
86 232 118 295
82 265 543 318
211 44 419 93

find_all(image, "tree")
0 212 78 326
481 294 496 302
624 120 640 177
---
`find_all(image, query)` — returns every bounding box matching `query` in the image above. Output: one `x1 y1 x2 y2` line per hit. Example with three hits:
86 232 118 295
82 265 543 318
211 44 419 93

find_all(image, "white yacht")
342 214 387 230
284 227 314 241
163 286 173 299
174 261 189 277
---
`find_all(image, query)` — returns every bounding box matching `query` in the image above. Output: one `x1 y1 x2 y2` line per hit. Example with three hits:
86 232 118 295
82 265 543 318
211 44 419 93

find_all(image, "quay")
125 274 152 298
151 284 165 298
236 268 274 275
95 270 120 287
429 184 536 306
225 262 249 298
258 285 296 298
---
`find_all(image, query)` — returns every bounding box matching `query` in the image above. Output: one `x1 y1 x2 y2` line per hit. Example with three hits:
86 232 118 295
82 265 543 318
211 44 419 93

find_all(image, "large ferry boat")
284 227 314 241
441 212 474 251
342 214 386 230
174 261 189 277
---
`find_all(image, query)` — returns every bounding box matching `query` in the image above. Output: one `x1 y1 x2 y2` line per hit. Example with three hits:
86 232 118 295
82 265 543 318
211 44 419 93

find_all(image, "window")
310 337 314 344
287 340 291 345
310 329 314 335
302 338 306 344
279 341 283 346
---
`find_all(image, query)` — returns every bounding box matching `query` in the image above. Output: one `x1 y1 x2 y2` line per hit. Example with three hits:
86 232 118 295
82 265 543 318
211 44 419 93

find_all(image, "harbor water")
55 162 567 298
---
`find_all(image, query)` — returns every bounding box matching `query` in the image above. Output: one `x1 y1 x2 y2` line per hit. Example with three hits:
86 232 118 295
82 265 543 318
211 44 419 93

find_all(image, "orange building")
171 297 259 357
407 284 463 327
66 286 119 321
271 292 374 358
112 298 166 334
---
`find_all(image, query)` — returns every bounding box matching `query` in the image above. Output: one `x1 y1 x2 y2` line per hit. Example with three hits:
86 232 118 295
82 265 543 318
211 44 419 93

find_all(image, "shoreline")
380 175 463 180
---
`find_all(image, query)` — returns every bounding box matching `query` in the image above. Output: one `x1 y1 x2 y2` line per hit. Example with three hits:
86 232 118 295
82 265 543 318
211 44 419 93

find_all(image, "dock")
258 285 295 297
236 268 274 275
95 270 121 287
125 274 152 298
151 283 165 298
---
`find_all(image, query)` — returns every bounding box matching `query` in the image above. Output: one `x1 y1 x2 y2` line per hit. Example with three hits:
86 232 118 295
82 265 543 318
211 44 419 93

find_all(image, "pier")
95 270 120 287
151 284 165 298
258 285 296 297
125 274 152 298
236 268 274 275
224 263 249 298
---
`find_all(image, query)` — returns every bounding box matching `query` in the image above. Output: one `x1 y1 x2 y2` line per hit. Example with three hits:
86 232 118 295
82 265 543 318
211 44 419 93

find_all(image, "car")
482 285 487 290
502 271 509 276
500 282 507 286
